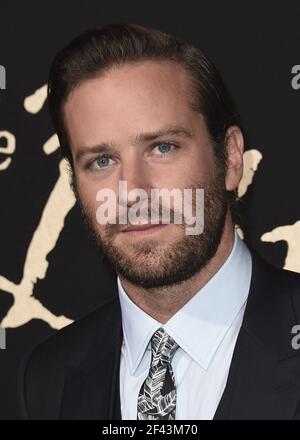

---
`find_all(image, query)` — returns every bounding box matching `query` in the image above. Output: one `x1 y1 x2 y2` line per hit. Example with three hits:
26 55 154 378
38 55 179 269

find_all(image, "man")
19 23 300 420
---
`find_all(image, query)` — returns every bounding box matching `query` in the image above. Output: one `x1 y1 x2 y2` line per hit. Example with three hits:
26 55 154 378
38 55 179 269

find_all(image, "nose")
118 157 151 209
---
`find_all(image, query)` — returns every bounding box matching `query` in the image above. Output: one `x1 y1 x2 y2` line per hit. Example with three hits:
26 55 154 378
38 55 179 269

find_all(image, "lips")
121 224 165 232
121 224 167 234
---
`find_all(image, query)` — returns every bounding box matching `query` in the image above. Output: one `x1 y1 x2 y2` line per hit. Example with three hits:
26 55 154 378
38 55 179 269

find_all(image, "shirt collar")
117 229 252 375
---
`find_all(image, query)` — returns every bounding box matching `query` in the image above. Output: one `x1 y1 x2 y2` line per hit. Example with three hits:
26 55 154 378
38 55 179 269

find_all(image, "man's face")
63 60 229 288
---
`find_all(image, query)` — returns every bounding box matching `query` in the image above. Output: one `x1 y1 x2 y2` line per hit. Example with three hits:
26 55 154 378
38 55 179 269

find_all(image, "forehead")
63 60 201 149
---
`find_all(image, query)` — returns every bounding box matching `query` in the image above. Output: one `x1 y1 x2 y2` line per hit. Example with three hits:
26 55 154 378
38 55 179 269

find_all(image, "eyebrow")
74 125 194 162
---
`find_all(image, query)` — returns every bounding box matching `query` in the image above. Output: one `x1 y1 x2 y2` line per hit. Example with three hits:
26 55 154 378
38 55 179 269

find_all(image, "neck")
119 213 235 324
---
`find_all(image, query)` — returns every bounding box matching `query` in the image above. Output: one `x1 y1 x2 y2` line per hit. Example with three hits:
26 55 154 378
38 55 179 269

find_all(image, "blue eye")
85 154 113 171
153 142 177 156
96 155 110 168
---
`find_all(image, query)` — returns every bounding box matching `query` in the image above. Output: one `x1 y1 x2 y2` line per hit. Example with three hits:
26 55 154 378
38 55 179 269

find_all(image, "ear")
224 125 244 191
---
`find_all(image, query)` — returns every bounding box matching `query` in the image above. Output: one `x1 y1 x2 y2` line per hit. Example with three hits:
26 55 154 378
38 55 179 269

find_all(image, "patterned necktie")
137 327 179 420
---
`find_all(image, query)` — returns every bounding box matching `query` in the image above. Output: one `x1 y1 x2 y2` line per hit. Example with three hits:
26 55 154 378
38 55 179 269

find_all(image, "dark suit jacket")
18 247 300 420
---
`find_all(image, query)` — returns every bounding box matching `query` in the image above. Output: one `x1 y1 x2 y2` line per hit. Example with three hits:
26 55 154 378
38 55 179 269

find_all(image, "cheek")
76 175 120 227
188 148 216 185
154 155 209 190
75 174 100 213
76 167 118 196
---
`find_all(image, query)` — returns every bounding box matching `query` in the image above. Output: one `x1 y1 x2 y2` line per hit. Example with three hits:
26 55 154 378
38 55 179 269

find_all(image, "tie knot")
150 327 179 367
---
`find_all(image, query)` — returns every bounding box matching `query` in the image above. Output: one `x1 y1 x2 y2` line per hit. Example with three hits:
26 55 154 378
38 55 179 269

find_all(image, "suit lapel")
214 248 300 419
59 298 123 420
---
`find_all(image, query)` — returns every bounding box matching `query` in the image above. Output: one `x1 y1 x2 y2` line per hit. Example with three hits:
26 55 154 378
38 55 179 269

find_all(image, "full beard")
73 171 228 290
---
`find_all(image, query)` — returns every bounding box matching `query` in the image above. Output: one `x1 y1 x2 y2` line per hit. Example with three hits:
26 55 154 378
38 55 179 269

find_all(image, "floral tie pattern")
137 327 179 420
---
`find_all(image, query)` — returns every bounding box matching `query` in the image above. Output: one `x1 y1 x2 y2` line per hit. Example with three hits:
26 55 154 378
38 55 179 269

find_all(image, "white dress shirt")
118 229 252 420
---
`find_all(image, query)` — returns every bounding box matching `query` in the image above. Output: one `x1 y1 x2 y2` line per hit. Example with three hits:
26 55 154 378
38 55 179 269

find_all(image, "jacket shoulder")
18 297 120 419
28 297 120 362
250 247 300 320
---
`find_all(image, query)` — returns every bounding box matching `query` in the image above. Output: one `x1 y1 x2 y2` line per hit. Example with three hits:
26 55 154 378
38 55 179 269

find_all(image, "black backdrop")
1 1 300 419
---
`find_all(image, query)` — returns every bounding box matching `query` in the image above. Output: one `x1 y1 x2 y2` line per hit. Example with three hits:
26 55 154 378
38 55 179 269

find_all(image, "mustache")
106 204 180 233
